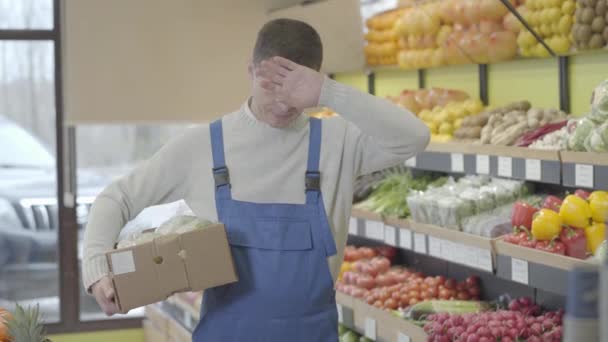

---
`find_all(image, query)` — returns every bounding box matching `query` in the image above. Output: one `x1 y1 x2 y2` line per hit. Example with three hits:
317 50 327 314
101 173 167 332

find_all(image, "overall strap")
305 118 322 205
209 120 232 211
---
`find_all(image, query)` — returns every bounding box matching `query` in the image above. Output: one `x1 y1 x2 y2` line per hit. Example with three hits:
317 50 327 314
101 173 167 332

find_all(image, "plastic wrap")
589 79 608 123
568 117 598 151
116 215 213 248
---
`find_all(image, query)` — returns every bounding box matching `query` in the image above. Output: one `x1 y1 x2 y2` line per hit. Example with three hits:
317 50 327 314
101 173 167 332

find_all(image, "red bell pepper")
575 189 591 200
559 226 588 259
511 202 539 230
542 196 563 212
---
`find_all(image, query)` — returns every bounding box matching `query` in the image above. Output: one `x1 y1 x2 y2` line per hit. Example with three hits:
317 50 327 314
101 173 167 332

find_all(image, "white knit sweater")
82 77 430 290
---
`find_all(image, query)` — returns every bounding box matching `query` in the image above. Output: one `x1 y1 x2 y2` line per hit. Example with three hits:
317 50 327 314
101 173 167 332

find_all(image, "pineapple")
6 304 51 342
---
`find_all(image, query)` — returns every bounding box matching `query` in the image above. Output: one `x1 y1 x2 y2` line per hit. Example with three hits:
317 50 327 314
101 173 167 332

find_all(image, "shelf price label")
525 159 542 181
399 228 413 250
364 317 377 340
365 220 385 241
451 153 464 173
428 236 442 258
398 333 411 342
414 233 427 254
405 156 417 168
575 164 594 188
498 156 513 178
476 154 490 175
511 258 529 285
348 217 358 235
384 225 397 246
477 249 493 272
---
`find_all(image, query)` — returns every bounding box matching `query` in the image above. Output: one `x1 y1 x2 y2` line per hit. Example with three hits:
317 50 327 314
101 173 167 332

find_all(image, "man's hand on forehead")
255 56 324 113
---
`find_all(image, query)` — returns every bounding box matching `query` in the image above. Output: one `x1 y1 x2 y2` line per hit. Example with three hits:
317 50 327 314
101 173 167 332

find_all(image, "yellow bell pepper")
338 261 352 281
532 209 563 241
559 195 592 228
585 222 606 254
589 191 608 223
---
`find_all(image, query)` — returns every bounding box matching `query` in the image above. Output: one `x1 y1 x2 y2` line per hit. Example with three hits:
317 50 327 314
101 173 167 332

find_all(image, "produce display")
423 297 564 342
354 170 447 218
338 324 370 342
503 191 608 259
566 79 608 152
572 0 608 50
116 215 213 248
419 99 486 142
518 0 574 56
478 101 569 146
387 87 471 115
364 8 403 66
337 245 482 310
407 176 530 230
393 0 523 69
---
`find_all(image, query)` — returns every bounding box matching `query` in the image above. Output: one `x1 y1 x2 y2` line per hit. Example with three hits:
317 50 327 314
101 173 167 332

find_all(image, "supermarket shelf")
408 143 562 184
350 209 596 296
494 238 596 296
351 209 495 273
336 292 427 342
560 151 608 190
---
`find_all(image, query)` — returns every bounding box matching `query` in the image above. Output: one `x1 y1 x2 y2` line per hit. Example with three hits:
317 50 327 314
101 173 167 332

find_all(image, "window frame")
0 0 142 334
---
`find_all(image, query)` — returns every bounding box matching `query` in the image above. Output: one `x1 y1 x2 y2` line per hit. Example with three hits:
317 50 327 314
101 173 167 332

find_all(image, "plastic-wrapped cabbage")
585 128 608 152
568 117 597 151
589 80 608 123
156 215 213 235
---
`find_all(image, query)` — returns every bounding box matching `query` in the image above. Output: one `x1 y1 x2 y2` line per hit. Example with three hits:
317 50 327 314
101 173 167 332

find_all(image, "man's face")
250 62 300 128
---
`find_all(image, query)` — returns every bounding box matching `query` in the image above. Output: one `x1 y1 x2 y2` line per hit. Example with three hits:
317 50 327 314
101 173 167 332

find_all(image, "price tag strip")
399 229 412 250
348 217 358 235
451 153 464 173
414 233 427 254
364 317 377 340
525 159 542 181
575 164 594 188
384 225 397 246
365 220 385 241
498 156 513 178
405 157 417 168
511 258 529 285
476 154 490 175
336 304 354 327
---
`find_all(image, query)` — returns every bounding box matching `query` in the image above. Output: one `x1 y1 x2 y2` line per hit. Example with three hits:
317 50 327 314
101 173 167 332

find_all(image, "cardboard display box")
107 224 237 313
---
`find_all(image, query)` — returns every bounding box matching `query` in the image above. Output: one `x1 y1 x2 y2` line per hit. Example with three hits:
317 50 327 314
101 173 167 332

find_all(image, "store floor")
50 329 144 342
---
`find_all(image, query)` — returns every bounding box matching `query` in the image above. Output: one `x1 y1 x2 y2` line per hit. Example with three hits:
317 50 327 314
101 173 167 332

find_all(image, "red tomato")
445 279 457 290
575 189 591 200
456 282 466 292
427 287 438 298
359 247 376 259
465 276 480 287
351 288 365 298
435 275 447 285
542 196 563 212
457 291 470 300
394 273 408 283
439 288 450 300
391 291 401 301
373 300 383 308
356 274 376 289
384 298 398 310
365 294 375 304
409 298 419 306
374 246 397 261
400 294 410 305
511 201 539 230
468 287 481 297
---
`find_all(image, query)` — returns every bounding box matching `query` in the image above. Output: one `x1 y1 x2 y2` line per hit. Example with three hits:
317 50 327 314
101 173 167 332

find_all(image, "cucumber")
406 300 491 320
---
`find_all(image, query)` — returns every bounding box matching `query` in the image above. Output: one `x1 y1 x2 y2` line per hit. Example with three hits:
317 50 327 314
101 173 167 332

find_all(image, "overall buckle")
305 171 321 192
213 166 230 188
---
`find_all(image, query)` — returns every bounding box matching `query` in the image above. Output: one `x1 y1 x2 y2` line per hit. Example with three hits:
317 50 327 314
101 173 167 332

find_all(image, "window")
0 40 59 322
0 0 53 30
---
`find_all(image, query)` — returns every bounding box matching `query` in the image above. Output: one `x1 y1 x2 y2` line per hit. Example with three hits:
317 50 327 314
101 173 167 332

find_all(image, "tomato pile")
424 297 564 342
503 190 608 259
337 245 482 311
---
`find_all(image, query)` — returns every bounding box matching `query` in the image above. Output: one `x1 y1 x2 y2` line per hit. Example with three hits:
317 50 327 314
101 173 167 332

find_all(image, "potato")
589 33 606 48
582 8 595 24
466 126 482 139
592 16 606 33
577 7 584 22
604 26 608 41
578 24 593 42
597 0 607 16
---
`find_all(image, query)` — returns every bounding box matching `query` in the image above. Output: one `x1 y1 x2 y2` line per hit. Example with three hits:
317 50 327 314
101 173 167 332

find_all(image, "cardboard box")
107 224 237 313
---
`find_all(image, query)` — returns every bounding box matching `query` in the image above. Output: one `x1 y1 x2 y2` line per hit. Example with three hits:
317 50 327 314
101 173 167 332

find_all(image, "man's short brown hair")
253 18 323 71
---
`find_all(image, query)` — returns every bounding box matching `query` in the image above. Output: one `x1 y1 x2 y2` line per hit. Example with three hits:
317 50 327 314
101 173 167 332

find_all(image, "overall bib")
192 117 339 342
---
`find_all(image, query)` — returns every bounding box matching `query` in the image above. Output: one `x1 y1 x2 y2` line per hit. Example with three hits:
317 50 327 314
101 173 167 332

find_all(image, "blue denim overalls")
192 117 339 341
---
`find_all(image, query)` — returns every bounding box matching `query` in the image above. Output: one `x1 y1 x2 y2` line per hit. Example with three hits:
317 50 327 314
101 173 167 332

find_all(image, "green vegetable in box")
568 117 598 151
590 79 608 122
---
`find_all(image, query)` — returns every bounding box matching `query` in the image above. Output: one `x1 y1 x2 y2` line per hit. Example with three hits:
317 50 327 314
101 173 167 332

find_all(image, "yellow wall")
50 329 144 342
335 53 607 116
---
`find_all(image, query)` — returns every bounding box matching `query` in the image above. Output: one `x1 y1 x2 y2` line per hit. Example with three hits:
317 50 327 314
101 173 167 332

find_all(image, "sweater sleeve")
81 129 198 291
318 77 430 176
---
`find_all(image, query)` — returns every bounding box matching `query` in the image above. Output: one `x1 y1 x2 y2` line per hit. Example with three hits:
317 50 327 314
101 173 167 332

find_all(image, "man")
83 18 429 341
